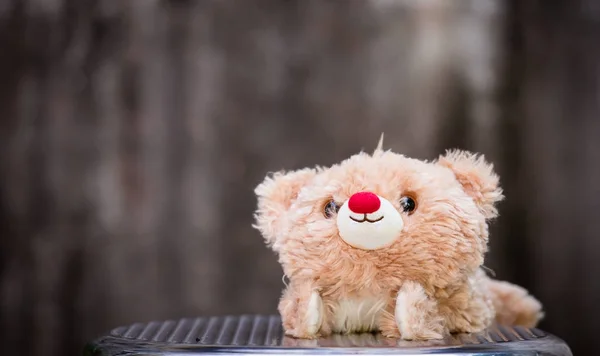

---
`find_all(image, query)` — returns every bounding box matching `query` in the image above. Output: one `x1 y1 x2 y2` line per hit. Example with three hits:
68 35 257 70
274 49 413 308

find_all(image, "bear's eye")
399 196 417 214
323 200 340 218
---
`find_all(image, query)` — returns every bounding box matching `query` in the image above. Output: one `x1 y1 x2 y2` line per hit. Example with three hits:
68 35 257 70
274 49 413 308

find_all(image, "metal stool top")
83 314 572 356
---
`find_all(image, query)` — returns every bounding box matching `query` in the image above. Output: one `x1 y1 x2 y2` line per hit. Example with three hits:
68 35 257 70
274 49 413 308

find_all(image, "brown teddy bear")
253 139 543 340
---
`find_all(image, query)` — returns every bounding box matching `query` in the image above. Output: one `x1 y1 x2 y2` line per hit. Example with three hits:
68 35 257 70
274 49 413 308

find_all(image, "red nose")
348 191 381 214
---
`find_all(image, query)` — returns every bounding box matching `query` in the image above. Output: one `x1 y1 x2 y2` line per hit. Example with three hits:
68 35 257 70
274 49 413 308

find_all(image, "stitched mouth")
349 215 384 223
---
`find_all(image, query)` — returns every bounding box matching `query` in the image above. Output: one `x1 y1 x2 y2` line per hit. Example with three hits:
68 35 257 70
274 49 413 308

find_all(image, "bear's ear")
253 168 316 249
437 149 504 219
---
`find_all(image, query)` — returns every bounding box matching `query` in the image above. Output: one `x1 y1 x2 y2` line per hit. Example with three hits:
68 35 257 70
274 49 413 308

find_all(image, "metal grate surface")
110 314 546 347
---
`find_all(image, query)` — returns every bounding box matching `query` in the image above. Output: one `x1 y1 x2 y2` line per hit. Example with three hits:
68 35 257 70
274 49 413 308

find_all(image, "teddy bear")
253 138 543 340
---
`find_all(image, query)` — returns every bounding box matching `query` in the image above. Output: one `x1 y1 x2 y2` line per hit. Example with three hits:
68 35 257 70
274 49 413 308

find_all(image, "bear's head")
253 141 503 292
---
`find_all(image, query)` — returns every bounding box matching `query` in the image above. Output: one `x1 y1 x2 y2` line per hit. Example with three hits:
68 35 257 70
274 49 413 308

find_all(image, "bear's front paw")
395 281 446 341
305 291 323 336
280 290 324 339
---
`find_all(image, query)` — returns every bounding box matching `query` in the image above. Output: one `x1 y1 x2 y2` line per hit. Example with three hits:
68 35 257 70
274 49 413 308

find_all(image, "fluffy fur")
253 143 543 340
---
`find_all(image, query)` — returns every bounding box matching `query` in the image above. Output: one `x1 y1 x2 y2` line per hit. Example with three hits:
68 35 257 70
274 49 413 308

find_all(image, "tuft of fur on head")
437 149 504 219
373 133 385 155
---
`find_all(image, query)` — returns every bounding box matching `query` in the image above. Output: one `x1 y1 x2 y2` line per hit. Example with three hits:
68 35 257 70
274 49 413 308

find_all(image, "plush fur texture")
253 143 543 340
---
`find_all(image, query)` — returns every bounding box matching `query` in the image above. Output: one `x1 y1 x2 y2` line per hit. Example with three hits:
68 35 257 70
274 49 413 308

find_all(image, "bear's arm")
391 281 446 340
278 279 329 338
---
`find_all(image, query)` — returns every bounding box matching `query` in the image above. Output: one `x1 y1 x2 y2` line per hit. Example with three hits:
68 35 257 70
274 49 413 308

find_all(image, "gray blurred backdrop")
1 0 598 355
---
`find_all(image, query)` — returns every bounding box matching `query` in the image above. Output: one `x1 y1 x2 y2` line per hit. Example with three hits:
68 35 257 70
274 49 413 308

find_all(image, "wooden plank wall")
0 1 597 355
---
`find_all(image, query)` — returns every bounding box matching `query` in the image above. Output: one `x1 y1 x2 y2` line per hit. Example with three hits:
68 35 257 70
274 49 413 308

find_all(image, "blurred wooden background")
1 0 598 355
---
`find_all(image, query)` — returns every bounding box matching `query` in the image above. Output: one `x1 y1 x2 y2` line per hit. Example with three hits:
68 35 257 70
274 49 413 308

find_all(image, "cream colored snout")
336 192 404 250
